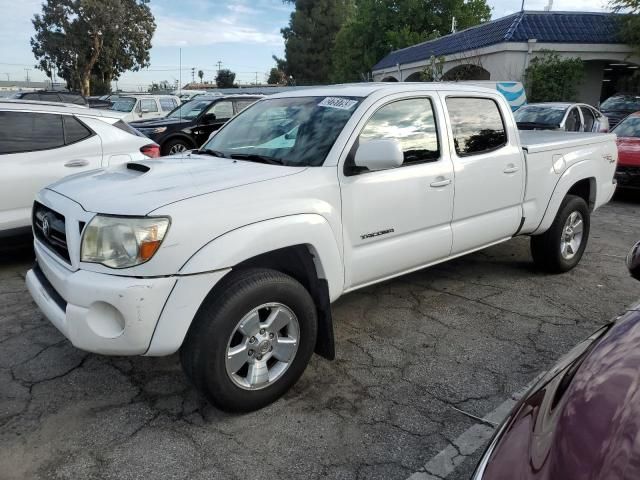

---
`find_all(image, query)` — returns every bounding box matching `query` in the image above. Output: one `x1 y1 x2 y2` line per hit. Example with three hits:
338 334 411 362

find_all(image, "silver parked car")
514 102 609 132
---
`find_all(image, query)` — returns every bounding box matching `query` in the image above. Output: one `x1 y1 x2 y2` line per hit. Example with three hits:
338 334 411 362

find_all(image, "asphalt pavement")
1 193 639 480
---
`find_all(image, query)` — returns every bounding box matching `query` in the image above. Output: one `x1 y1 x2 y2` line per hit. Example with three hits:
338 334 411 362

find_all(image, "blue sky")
0 0 608 89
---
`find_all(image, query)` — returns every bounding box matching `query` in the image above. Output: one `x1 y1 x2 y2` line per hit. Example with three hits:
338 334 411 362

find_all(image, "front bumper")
615 166 640 189
26 243 176 355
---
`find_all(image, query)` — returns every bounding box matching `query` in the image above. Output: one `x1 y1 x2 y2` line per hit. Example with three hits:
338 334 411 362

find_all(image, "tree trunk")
80 33 104 95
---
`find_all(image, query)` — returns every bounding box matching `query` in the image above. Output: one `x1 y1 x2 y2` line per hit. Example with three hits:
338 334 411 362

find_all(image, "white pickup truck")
26 83 617 411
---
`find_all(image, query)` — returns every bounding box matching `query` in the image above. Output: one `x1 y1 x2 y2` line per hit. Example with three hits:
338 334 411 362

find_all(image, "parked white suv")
0 100 160 235
110 94 181 122
26 84 617 412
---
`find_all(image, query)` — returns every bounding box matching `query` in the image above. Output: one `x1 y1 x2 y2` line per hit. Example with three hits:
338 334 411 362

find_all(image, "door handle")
430 178 452 188
64 159 89 168
503 164 519 174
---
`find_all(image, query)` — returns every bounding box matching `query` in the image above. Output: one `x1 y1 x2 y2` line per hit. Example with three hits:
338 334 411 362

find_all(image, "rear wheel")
162 138 191 156
180 268 317 412
531 194 590 273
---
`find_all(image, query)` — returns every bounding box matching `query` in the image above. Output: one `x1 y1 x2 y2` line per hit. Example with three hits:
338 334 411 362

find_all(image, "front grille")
33 201 70 262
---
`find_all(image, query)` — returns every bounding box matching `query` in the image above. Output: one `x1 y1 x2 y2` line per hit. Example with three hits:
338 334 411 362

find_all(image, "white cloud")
491 0 609 17
152 14 282 47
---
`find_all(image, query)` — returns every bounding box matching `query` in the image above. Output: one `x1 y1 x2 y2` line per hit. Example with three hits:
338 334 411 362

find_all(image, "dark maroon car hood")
481 309 640 480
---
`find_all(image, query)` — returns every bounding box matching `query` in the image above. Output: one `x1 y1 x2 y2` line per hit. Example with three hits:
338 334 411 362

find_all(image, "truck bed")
519 130 617 154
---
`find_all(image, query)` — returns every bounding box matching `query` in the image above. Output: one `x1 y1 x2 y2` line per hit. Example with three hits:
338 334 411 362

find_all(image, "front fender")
179 214 345 301
532 161 595 235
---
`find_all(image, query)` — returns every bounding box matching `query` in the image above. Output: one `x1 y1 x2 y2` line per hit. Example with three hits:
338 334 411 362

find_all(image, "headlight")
81 216 170 268
152 126 167 133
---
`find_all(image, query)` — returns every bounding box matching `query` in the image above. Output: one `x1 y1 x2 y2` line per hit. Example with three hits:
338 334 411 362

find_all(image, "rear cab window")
140 99 159 112
160 98 177 111
445 97 507 156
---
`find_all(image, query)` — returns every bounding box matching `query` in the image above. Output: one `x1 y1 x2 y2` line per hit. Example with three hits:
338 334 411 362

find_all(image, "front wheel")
531 194 590 273
180 268 317 412
162 138 191 156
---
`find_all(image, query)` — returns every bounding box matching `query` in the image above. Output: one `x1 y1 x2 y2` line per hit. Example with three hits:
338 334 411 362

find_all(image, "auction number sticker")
318 97 358 110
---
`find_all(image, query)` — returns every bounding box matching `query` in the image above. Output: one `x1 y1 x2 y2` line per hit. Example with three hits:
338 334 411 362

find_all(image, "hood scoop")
126 162 151 173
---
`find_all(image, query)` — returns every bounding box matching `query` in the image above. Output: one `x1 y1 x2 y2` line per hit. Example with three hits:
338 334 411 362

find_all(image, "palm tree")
198 69 204 83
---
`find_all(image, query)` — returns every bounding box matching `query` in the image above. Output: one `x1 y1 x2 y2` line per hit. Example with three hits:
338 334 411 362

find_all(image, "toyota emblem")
42 216 51 238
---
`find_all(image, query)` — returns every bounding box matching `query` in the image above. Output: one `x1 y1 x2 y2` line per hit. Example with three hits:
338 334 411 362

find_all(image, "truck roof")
268 82 500 99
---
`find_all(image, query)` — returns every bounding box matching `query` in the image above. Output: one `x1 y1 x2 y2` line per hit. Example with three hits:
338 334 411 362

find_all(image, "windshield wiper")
196 148 228 158
229 153 285 165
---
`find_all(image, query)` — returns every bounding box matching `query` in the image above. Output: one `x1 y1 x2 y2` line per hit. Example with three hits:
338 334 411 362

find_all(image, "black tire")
161 137 192 156
180 268 317 412
531 194 590 273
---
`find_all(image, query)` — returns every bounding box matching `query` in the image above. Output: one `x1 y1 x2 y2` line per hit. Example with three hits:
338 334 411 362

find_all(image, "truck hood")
46 154 306 215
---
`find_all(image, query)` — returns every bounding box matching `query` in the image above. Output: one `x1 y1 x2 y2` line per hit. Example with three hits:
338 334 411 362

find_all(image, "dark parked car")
600 93 640 128
472 241 640 480
11 90 112 109
129 95 262 155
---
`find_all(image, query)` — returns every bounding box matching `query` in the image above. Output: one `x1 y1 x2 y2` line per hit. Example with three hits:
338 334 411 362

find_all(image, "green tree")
267 67 286 85
420 55 445 81
610 0 640 53
525 50 584 102
31 0 155 95
216 69 236 88
331 0 491 83
198 69 204 83
279 0 354 85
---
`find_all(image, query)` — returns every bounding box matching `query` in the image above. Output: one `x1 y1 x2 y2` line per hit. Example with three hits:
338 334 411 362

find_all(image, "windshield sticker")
318 97 358 110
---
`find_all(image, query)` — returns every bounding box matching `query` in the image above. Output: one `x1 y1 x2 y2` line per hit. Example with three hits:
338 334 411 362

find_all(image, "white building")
371 11 640 106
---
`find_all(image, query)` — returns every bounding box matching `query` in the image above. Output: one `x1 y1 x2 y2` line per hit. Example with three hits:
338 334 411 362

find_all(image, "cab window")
357 97 440 166
446 97 507 156
140 99 158 113
209 101 233 119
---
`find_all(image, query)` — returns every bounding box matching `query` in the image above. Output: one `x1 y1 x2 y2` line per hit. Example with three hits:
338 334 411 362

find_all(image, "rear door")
439 93 525 255
0 111 102 230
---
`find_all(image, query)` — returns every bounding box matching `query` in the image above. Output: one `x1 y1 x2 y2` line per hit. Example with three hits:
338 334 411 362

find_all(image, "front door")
439 93 525 255
193 100 234 146
340 95 455 289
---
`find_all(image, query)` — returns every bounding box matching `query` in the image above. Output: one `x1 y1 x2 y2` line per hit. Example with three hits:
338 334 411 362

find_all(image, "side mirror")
627 241 640 281
354 139 404 171
202 113 217 123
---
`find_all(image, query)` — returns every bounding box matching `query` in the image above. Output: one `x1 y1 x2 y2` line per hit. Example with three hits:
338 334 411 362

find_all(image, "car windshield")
167 99 212 120
110 97 136 112
600 95 640 111
200 96 362 167
514 105 567 126
612 116 640 137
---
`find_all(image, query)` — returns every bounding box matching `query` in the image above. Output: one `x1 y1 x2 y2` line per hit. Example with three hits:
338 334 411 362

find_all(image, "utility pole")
255 72 258 85
191 67 195 83
216 60 222 72
179 48 182 95
24 68 30 84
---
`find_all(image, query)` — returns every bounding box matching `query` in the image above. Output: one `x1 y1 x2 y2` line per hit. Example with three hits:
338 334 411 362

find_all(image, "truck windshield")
200 96 362 167
167 99 212 120
612 116 640 137
514 105 566 127
110 97 136 112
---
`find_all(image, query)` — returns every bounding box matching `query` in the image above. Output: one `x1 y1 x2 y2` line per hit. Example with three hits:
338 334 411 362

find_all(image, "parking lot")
0 192 638 480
